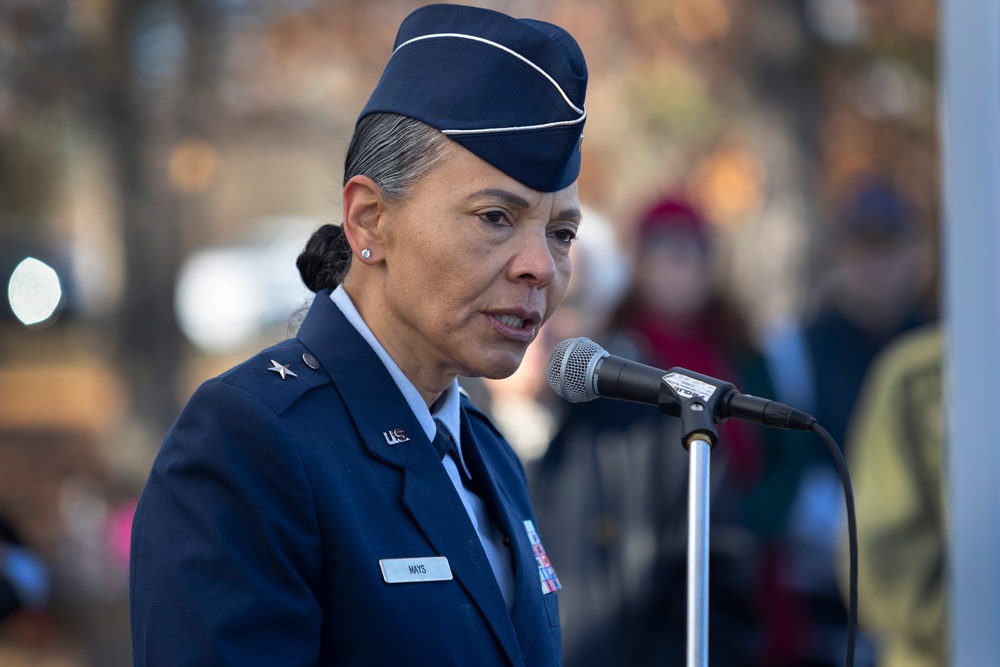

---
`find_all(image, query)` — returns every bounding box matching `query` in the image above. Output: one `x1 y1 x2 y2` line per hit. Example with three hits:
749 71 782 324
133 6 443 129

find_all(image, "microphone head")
546 337 608 403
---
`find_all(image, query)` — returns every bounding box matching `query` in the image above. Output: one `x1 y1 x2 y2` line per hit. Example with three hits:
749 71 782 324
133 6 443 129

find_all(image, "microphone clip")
656 369 738 449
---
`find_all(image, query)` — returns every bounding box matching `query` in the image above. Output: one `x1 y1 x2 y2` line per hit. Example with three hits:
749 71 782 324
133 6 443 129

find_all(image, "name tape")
379 557 453 584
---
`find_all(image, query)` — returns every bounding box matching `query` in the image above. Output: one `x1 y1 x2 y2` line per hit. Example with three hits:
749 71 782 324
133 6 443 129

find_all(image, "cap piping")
391 32 587 134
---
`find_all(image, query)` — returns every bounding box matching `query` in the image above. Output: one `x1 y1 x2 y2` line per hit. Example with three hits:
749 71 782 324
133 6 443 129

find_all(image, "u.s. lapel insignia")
524 519 561 594
382 428 409 445
267 359 298 380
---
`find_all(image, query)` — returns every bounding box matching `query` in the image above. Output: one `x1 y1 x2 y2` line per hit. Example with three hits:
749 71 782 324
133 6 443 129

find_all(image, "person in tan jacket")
841 323 945 667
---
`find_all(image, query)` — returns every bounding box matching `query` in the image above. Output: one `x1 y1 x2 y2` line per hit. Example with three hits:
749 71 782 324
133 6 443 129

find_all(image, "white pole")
686 437 711 667
941 1 1000 665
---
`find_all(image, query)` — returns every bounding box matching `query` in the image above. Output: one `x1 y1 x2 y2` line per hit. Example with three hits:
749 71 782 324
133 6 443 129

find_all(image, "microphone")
546 337 816 431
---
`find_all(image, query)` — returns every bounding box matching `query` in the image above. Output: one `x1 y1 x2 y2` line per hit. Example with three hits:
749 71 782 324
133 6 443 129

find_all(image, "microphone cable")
810 421 857 667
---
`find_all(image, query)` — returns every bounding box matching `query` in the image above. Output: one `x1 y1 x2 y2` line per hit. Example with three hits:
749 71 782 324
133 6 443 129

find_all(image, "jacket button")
503 536 511 547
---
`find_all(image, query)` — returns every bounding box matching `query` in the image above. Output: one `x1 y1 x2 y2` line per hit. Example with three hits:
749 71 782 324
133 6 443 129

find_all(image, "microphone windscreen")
546 337 606 403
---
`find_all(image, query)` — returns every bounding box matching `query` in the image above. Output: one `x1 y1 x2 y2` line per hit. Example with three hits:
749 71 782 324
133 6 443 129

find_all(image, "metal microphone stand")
657 379 722 667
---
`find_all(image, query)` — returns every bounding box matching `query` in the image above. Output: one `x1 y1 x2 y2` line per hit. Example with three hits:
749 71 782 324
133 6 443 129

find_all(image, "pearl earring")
361 248 371 259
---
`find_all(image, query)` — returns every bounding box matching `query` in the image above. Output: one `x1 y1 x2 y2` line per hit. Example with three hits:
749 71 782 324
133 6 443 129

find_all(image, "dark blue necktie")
433 419 480 495
432 419 460 461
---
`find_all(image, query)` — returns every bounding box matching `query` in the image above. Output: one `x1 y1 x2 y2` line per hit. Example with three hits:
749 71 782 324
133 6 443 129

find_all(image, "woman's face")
367 143 580 393
635 230 713 319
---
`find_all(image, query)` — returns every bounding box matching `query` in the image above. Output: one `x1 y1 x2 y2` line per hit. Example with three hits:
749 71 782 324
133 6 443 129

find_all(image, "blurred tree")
0 0 233 441
94 0 228 440
0 1 72 243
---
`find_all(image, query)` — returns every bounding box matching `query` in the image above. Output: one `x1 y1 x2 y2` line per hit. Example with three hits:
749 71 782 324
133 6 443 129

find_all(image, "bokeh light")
7 257 64 329
175 217 316 355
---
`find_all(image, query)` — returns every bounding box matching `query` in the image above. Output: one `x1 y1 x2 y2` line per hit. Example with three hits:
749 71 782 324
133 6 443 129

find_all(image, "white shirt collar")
330 287 467 473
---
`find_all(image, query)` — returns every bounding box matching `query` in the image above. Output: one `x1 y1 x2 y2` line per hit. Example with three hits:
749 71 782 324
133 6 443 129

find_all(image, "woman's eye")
480 211 509 226
552 228 577 245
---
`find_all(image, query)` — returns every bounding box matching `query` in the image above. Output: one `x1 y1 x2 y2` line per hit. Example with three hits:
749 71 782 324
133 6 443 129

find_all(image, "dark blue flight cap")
358 3 588 193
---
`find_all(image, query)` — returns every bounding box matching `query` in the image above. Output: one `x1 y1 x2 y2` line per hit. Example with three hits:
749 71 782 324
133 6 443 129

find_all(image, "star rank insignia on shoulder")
267 359 298 380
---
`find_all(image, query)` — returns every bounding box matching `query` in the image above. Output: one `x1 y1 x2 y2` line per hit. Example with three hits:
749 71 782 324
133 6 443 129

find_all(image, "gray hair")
295 113 453 304
344 113 452 201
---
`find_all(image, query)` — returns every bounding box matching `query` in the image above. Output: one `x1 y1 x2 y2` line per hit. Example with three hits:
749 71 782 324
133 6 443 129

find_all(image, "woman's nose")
509 229 558 288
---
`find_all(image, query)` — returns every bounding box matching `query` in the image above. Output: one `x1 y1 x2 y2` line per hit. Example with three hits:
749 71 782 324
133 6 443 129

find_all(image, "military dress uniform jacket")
129 290 562 666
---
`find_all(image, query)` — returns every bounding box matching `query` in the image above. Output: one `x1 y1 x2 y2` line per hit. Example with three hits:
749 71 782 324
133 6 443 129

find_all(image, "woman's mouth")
488 311 540 342
495 314 525 329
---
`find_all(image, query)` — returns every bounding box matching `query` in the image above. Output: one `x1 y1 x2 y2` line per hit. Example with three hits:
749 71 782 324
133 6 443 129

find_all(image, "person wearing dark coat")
130 5 588 665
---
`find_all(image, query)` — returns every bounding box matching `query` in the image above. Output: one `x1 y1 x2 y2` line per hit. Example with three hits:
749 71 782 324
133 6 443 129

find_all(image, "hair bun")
297 224 349 292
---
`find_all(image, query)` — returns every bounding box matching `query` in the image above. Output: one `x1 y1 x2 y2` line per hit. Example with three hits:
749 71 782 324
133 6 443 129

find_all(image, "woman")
130 4 587 666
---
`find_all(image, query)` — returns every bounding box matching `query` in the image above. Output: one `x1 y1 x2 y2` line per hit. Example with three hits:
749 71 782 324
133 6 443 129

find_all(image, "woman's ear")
342 175 384 262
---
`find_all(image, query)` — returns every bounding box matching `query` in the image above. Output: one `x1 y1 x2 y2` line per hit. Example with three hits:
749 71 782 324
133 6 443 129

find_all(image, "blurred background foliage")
0 0 937 664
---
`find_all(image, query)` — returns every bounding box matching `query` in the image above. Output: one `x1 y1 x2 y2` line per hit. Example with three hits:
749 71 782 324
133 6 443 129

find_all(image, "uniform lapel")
401 443 523 667
459 408 548 661
297 291 415 468
296 292 523 667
